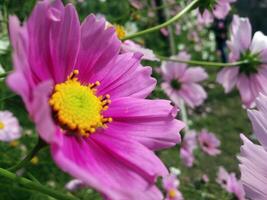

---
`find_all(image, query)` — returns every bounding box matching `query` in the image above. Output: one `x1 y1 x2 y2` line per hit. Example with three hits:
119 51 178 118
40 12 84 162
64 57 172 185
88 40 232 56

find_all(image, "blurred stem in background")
0 167 79 200
163 2 190 133
122 0 199 40
8 138 47 172
158 56 249 67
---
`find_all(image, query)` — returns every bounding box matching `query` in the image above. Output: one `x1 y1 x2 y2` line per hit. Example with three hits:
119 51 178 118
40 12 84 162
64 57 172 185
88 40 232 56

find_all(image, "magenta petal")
76 15 121 83
92 52 155 99
31 81 56 143
49 4 80 82
106 120 182 151
51 132 164 200
106 97 177 120
93 133 168 181
103 97 183 150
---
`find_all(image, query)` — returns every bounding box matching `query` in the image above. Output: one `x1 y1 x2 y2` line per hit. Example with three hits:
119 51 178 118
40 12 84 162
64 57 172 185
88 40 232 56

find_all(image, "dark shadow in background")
236 0 267 34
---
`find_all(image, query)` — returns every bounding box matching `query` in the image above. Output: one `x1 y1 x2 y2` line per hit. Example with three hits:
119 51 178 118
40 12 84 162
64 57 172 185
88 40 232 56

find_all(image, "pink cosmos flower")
217 167 245 200
197 0 236 25
121 40 159 61
198 130 221 156
239 94 267 199
129 0 144 10
217 15 267 108
161 52 208 108
180 131 197 167
7 1 184 199
163 174 184 200
0 111 21 142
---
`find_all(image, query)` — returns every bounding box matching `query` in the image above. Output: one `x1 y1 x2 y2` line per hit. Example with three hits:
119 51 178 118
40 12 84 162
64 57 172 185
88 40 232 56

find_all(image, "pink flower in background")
217 167 245 200
217 167 229 190
161 52 208 108
7 0 185 199
217 15 267 108
239 94 267 200
180 131 197 167
129 0 144 10
163 174 184 200
198 130 221 156
197 0 236 25
65 179 85 191
121 40 159 61
160 28 169 37
0 111 21 142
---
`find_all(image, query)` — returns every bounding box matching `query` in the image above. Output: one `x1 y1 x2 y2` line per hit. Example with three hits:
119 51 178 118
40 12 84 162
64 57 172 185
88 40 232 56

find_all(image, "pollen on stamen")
49 70 112 138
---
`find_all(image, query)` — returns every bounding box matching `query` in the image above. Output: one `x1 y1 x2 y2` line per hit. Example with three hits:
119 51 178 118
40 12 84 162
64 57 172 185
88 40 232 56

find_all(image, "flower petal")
51 131 164 200
103 97 183 150
76 15 121 83
239 134 267 200
31 81 56 143
217 67 239 93
95 53 155 99
180 67 208 83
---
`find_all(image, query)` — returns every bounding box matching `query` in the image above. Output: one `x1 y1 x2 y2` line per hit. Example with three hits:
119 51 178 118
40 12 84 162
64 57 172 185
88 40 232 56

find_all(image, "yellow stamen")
114 24 126 40
0 121 4 129
169 188 177 199
49 70 112 137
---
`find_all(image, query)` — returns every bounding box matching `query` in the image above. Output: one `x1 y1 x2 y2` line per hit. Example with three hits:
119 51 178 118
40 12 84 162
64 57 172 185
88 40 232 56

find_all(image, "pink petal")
213 2 231 19
180 67 208 83
51 131 164 200
95 53 155 99
239 134 267 200
75 15 121 83
216 67 239 93
178 83 207 108
49 4 80 83
31 81 56 143
247 94 267 149
103 97 183 150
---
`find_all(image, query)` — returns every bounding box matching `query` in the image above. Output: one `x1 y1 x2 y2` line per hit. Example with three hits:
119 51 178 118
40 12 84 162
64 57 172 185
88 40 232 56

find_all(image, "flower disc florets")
49 70 112 137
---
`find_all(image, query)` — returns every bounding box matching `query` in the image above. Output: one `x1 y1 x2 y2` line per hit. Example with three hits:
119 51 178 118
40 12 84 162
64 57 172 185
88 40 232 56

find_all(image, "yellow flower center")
114 24 126 39
0 121 4 129
49 70 112 137
169 188 177 199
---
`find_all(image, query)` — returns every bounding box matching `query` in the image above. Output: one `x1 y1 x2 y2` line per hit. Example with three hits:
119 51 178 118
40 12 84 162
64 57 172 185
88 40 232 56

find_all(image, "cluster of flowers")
1 0 267 199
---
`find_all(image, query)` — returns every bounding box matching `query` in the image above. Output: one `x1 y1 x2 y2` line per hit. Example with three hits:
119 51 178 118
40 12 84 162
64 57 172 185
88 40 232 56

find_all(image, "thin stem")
0 168 79 200
8 138 47 172
179 99 189 132
121 0 199 41
158 55 249 67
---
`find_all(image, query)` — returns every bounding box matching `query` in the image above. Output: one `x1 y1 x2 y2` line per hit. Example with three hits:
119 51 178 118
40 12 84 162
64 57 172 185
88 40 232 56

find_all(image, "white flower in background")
0 35 9 55
125 21 138 35
0 111 21 142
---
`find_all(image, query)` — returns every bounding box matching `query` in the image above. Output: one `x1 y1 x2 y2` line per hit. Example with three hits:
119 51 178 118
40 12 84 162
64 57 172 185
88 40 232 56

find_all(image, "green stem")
158 55 249 67
0 168 79 200
8 138 47 172
121 0 199 41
